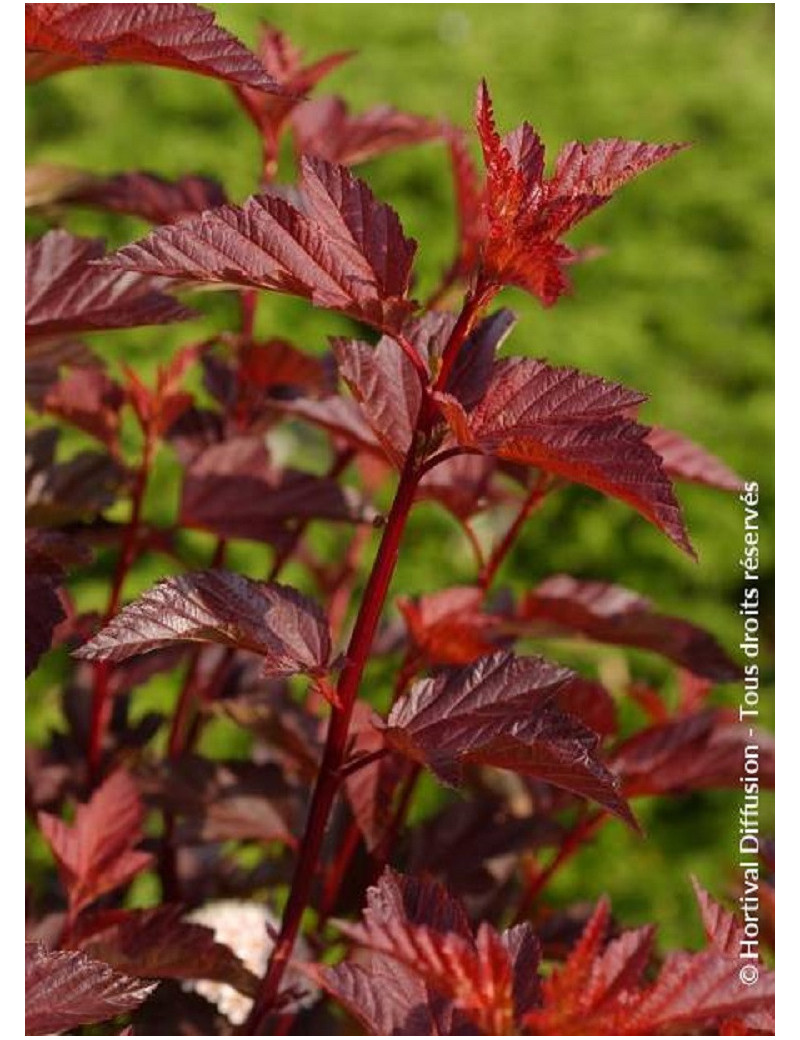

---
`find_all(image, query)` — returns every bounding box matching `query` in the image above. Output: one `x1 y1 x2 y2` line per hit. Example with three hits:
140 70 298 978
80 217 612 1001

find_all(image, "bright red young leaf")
291 96 443 166
25 941 156 1036
691 877 741 958
234 337 334 401
398 586 508 665
37 770 152 918
26 230 192 343
520 574 739 681
611 709 775 798
123 342 200 438
76 905 260 997
526 897 656 1034
75 570 333 678
383 650 635 825
231 24 353 175
325 869 540 1035
25 3 281 89
473 81 686 306
628 951 775 1034
64 170 228 224
101 157 418 336
527 887 775 1035
435 357 693 555
180 436 374 543
645 426 744 492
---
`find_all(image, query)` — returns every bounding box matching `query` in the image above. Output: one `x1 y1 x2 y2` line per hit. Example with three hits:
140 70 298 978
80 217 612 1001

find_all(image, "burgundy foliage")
25 7 772 1037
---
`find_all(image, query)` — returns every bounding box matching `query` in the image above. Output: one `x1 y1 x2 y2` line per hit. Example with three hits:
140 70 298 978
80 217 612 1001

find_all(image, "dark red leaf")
333 336 423 469
520 574 739 681
25 941 156 1036
101 157 418 335
332 869 539 1034
64 170 228 224
292 96 443 166
25 529 88 676
26 433 129 527
446 308 517 410
26 570 66 676
215 684 324 779
75 570 333 678
416 452 501 520
277 393 385 458
25 337 103 412
139 754 299 847
646 426 744 492
165 405 226 464
611 709 775 797
26 230 192 342
553 677 618 737
436 357 693 555
34 366 125 448
26 3 281 89
383 650 635 825
76 905 260 997
37 770 152 918
343 704 406 851
180 436 375 543
473 81 686 306
409 797 562 898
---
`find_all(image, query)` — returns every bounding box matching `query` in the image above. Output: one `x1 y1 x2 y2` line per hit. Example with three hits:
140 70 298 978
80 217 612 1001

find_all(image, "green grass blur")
26 4 774 951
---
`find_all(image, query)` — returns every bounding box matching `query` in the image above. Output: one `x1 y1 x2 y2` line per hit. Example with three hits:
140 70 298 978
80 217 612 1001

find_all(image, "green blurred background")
26 4 774 950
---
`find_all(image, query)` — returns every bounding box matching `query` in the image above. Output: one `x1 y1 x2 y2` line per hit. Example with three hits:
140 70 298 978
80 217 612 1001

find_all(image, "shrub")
25 5 774 1035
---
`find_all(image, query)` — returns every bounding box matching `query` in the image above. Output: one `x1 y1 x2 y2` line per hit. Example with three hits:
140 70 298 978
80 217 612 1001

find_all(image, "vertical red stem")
317 817 363 926
243 447 422 1032
87 430 154 779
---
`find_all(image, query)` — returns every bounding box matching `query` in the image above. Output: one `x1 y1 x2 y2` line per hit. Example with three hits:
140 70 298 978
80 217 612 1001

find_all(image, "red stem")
327 524 373 643
369 763 421 880
433 286 488 392
512 811 604 924
87 431 154 779
317 816 363 926
240 289 258 340
243 447 423 1032
479 473 552 590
